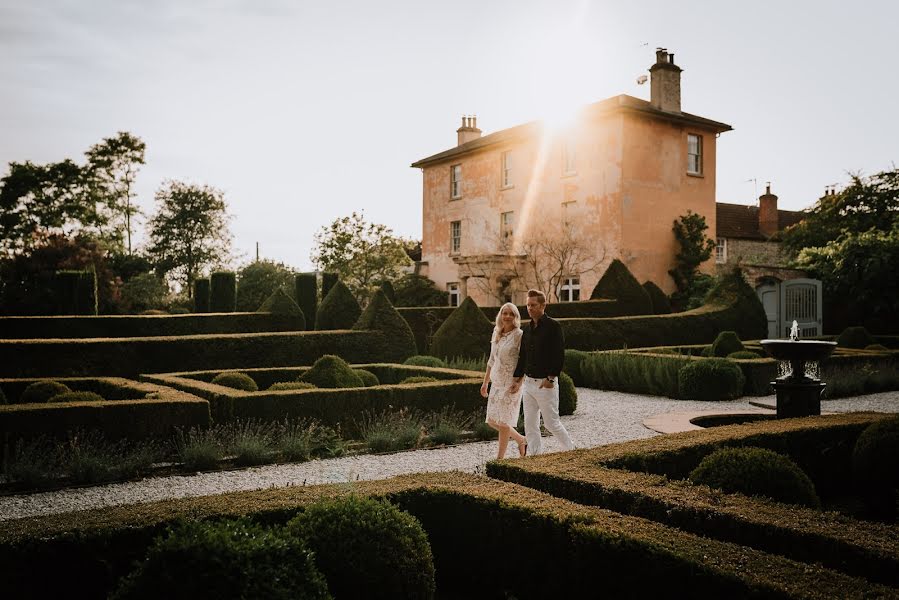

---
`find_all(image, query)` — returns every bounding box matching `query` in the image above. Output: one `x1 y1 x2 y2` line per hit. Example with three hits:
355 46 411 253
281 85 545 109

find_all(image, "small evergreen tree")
668 211 716 311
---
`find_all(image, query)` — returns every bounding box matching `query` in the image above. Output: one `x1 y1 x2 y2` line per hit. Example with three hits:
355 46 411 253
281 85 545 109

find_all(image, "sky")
2 0 897 271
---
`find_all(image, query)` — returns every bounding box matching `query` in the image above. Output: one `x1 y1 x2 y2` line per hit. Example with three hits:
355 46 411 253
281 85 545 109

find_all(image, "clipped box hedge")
0 330 412 378
0 312 306 339
487 412 899 588
0 377 210 446
141 364 482 431
0 472 892 600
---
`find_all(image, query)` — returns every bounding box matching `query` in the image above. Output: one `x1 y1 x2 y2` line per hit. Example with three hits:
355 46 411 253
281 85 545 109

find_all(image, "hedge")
295 273 318 331
141 364 482 431
193 278 210 313
487 412 899 588
0 472 891 599
0 312 307 339
54 269 98 316
210 271 237 313
0 330 408 378
0 377 210 447
315 281 361 330
590 259 653 315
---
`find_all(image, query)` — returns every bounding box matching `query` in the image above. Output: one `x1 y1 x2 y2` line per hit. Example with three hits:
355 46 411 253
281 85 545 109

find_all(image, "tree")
85 132 147 254
146 180 233 296
235 259 296 312
393 273 448 307
668 211 716 310
781 168 899 255
311 212 411 303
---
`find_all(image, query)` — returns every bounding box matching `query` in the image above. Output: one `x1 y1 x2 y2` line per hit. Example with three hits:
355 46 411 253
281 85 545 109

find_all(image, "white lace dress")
485 328 524 427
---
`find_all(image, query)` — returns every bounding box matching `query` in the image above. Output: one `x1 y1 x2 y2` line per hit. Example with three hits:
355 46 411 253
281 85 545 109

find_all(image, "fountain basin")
759 340 837 364
759 339 836 418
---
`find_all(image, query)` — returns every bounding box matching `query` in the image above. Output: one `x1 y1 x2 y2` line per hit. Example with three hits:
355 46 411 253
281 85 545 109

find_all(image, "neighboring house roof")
410 94 733 168
716 202 805 240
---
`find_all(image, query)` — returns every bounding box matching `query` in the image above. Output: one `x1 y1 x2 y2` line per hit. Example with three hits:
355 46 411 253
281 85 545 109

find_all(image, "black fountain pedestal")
759 339 837 419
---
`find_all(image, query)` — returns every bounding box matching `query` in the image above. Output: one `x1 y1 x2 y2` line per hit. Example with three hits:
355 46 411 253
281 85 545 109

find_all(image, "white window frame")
447 283 461 307
559 277 581 302
501 151 512 188
687 134 703 175
500 211 514 242
451 164 462 199
716 237 727 264
562 137 576 175
450 220 462 254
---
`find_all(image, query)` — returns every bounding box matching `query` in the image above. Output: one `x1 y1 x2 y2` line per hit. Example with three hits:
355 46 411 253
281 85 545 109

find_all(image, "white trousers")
522 376 574 455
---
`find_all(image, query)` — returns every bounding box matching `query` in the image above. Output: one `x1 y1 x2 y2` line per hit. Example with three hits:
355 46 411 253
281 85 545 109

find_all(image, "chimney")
456 115 481 146
758 182 779 238
649 48 682 113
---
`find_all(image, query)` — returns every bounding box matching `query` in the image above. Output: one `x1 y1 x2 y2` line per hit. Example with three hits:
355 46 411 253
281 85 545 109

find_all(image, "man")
509 289 574 455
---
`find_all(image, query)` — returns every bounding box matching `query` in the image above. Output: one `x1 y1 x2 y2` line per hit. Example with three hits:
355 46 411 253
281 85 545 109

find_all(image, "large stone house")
411 49 732 306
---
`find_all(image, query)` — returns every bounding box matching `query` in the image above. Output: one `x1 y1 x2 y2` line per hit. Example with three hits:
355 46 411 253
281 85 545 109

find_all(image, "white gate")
780 278 823 338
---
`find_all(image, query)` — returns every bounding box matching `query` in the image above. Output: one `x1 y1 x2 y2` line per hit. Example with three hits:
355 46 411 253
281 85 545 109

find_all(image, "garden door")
780 278 823 338
756 282 779 339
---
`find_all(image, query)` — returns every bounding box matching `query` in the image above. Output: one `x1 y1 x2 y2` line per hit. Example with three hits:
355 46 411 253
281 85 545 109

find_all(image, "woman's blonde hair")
492 302 521 342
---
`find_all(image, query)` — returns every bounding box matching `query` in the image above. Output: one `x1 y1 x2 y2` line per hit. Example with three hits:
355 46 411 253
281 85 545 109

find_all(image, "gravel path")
1 389 896 522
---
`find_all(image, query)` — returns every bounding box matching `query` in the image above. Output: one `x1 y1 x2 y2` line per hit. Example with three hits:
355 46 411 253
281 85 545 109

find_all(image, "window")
561 201 576 227
450 220 462 253
451 164 462 198
687 134 703 175
716 237 727 263
562 137 576 175
500 211 514 241
447 283 461 307
559 277 581 302
501 151 512 187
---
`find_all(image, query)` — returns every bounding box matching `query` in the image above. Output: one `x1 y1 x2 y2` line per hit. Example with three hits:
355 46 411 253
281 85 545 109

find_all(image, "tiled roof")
716 202 806 240
411 94 733 168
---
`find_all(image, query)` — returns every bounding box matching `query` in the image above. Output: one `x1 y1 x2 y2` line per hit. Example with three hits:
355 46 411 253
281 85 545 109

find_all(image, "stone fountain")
760 321 837 418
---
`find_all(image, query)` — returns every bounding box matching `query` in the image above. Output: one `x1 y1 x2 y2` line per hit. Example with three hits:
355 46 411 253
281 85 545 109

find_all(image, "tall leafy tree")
85 131 147 254
668 210 716 310
311 212 411 303
235 259 296 311
146 180 233 296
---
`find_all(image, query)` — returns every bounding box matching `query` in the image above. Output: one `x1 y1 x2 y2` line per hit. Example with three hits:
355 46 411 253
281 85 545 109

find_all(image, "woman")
480 302 527 459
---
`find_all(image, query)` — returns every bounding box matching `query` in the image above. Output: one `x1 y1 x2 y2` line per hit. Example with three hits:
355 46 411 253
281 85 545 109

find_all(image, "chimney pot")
649 47 683 113
456 114 482 146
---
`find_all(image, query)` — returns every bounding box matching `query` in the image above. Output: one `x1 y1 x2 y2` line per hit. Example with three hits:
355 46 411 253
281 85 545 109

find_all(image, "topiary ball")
20 380 73 403
690 446 821 508
727 350 760 360
354 369 380 387
211 371 259 392
836 326 875 349
558 372 577 416
711 331 744 357
268 381 318 391
403 355 447 368
678 358 746 401
50 391 104 403
400 376 438 384
286 495 435 600
110 518 330 600
299 355 364 388
852 417 899 491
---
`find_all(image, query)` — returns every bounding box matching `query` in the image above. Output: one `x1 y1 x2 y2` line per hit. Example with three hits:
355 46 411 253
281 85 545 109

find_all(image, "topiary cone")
257 287 306 329
429 296 493 361
353 289 417 362
590 259 653 315
315 280 361 330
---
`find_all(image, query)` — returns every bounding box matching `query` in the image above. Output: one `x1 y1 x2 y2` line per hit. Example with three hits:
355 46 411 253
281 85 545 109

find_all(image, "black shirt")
513 314 565 379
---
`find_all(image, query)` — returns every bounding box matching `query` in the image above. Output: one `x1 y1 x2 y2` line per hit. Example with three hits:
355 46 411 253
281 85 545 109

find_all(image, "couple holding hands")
479 289 575 459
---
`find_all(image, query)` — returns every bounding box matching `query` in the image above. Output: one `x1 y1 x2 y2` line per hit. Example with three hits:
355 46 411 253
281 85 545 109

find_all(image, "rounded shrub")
354 369 380 387
299 355 364 388
642 280 672 314
689 446 820 508
286 495 435 600
711 331 744 357
727 350 760 360
315 281 361 330
211 371 259 392
865 343 889 352
558 372 577 416
400 376 438 384
589 259 653 315
429 297 493 361
403 355 447 368
268 381 317 391
50 391 104 403
852 417 899 492
20 380 72 403
836 326 875 349
111 518 330 600
677 358 746 401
